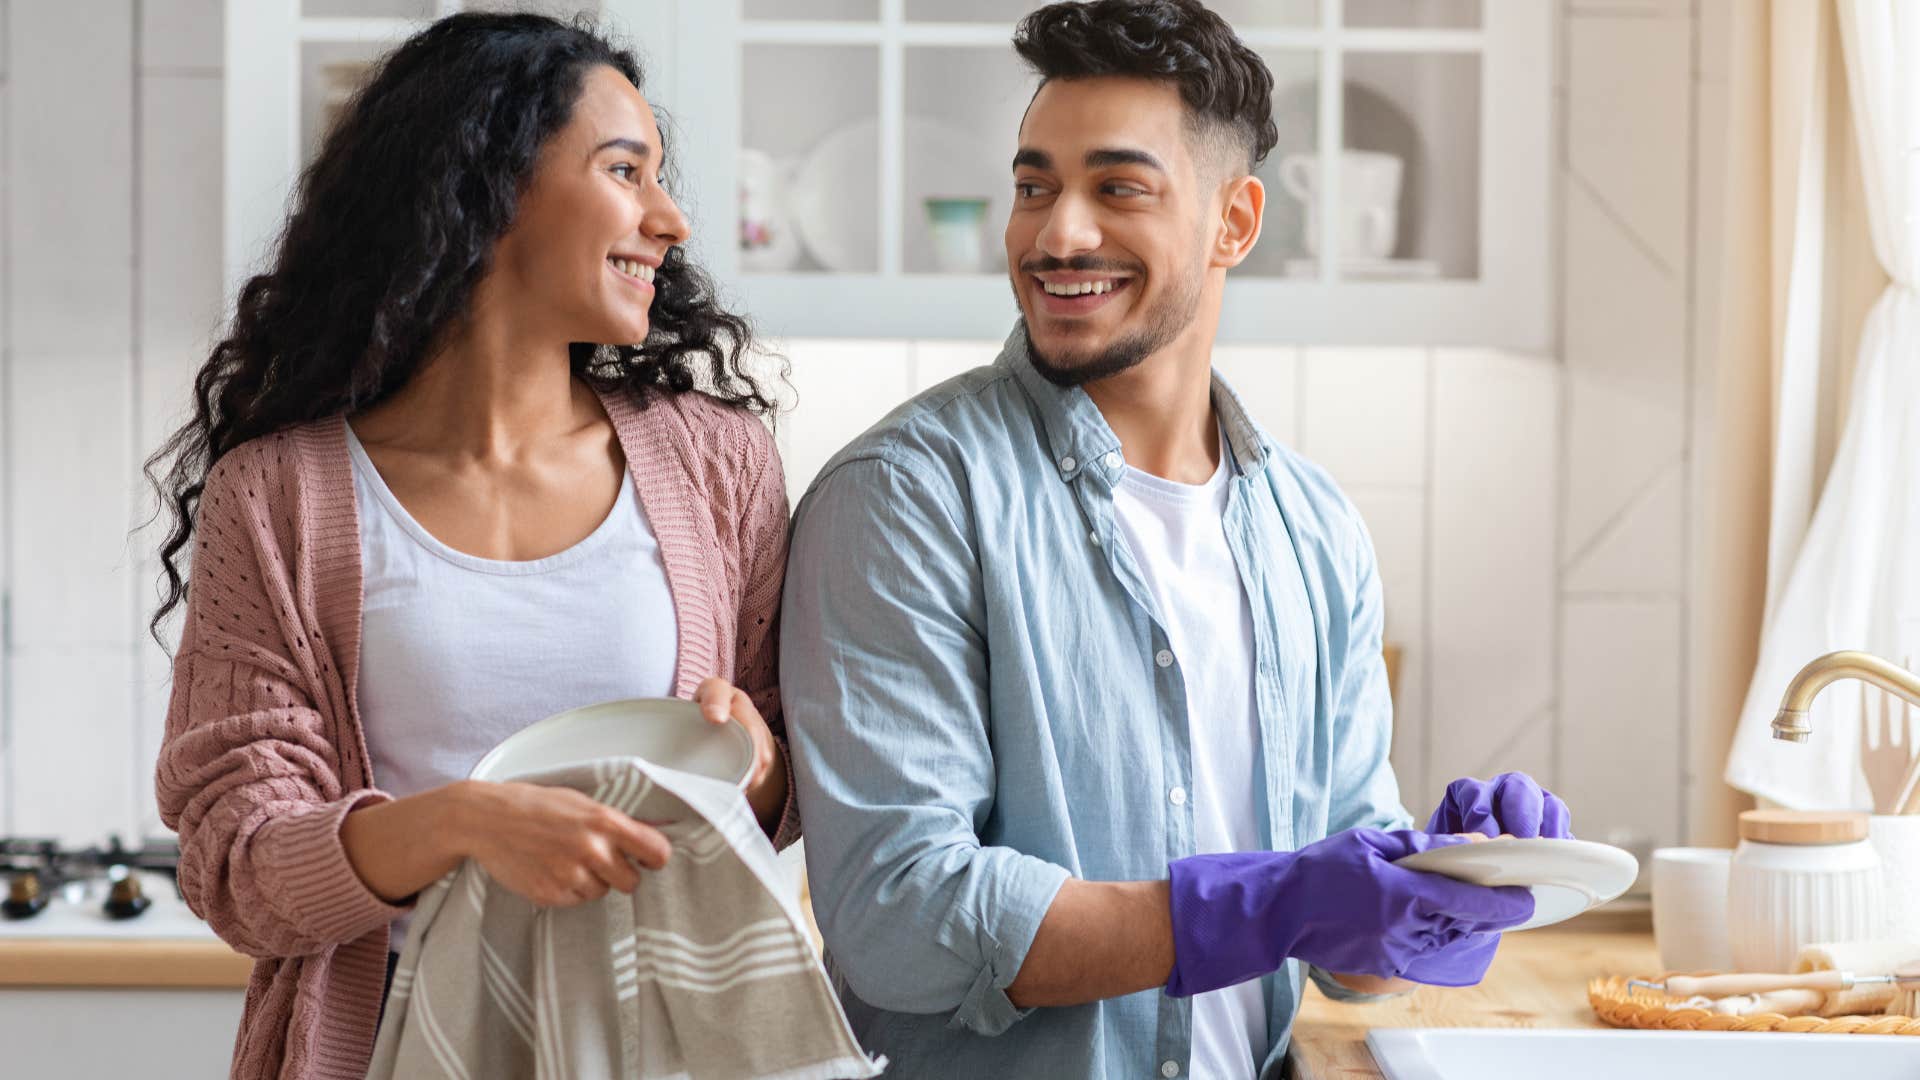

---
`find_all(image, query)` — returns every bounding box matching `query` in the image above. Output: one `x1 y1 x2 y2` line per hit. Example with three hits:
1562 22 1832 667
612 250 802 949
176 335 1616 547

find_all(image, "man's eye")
1015 182 1044 198
1104 184 1145 198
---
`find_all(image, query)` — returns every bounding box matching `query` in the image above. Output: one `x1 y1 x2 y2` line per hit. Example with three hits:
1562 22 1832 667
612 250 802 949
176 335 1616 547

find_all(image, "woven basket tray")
1588 974 1920 1035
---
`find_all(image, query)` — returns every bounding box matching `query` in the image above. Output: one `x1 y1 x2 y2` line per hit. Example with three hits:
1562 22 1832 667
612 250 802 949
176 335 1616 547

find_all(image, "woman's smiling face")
489 65 688 347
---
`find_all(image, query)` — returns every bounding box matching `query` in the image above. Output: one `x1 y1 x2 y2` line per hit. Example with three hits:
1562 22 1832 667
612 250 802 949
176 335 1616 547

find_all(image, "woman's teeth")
1041 278 1121 297
610 258 655 284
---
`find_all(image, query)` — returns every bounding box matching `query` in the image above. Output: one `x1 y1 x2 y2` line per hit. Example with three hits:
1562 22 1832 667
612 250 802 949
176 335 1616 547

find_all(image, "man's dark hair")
1012 0 1279 174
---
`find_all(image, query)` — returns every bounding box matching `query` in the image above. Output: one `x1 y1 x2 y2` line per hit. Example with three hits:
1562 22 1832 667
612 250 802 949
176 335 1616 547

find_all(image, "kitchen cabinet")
224 0 1552 348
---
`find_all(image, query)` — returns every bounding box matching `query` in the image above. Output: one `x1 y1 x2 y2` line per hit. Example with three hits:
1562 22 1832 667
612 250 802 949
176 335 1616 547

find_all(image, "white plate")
1393 837 1640 932
787 115 1005 274
468 698 754 788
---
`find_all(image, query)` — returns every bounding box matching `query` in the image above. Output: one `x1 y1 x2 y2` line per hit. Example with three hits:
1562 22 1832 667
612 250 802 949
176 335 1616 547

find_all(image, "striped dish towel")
366 758 884 1080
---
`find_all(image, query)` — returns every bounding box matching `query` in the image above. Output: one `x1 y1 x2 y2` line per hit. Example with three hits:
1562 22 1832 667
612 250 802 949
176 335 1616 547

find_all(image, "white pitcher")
1277 150 1403 260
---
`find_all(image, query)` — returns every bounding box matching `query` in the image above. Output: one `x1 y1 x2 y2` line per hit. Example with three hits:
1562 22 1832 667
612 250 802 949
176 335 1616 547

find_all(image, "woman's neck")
351 318 595 462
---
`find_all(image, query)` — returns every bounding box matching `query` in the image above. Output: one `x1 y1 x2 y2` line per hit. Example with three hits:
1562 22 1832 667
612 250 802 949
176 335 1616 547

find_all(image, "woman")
146 15 796 1079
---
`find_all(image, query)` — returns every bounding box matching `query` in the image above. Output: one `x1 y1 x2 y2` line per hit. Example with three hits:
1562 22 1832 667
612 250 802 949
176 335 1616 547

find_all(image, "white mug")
1276 150 1403 260
1652 847 1734 973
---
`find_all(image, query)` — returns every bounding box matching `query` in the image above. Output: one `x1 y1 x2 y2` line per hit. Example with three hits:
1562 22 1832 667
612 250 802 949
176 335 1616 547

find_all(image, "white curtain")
1725 0 1920 809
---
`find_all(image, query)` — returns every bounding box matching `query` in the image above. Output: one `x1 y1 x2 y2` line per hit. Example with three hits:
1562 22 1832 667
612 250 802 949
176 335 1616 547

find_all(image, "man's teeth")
610 258 656 284
1041 279 1121 297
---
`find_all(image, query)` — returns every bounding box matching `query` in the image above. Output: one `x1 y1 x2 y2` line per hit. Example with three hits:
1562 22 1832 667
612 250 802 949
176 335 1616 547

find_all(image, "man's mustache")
1018 256 1143 276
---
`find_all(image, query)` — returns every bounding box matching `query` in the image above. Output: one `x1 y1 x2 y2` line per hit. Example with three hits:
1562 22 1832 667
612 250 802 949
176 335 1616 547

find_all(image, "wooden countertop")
0 938 253 989
1288 911 1657 1079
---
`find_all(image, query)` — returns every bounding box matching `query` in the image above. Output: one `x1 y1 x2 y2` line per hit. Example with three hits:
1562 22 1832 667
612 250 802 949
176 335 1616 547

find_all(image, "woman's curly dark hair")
1013 0 1278 172
145 13 777 643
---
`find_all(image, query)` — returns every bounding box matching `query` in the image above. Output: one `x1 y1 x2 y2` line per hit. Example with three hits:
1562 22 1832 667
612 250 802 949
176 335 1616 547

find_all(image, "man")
781 2 1574 1077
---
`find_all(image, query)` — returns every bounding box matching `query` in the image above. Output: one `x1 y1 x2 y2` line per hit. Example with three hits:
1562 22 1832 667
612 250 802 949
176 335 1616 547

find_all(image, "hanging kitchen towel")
365 757 884 1080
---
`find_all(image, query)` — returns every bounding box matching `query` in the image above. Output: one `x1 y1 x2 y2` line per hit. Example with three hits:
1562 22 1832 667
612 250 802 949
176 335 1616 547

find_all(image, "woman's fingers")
604 810 672 871
694 677 734 724
588 842 643 894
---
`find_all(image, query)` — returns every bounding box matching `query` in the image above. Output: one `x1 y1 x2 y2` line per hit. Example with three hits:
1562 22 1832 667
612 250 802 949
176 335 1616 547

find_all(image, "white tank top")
346 425 678 948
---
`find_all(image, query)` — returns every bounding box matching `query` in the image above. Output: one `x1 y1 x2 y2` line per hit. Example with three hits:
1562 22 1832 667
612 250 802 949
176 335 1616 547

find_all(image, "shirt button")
1104 451 1123 468
1060 455 1077 473
1169 786 1187 806
1161 1061 1181 1078
1155 649 1174 668
1089 530 1101 547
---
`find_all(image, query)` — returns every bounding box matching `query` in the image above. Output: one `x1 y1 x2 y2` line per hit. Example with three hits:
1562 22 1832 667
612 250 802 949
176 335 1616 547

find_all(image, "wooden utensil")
1630 968 1920 998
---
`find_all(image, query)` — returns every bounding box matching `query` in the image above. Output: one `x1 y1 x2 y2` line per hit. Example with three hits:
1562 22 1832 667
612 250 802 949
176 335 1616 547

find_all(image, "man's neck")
1083 331 1219 485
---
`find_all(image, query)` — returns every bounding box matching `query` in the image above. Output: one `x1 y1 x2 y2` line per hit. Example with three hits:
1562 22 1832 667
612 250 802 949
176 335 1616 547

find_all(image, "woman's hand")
457 780 672 908
694 677 788 832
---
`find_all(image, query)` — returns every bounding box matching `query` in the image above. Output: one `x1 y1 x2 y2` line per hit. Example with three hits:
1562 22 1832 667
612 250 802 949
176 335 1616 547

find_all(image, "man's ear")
1210 172 1265 270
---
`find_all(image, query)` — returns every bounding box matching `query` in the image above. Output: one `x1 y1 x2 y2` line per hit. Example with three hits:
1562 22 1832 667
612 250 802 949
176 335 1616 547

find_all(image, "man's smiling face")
1005 76 1214 387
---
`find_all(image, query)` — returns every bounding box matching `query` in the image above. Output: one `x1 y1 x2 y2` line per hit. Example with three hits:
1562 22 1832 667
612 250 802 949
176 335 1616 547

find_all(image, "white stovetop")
0 871 220 940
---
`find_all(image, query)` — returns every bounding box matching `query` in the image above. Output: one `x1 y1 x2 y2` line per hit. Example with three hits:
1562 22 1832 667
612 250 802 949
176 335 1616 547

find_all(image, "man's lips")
1030 273 1132 316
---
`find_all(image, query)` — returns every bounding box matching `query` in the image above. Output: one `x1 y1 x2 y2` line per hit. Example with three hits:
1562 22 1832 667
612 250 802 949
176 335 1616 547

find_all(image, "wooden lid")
1738 809 1869 845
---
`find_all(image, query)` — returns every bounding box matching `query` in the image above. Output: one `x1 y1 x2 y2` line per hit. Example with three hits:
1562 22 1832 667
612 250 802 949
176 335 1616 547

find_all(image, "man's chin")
1025 329 1152 389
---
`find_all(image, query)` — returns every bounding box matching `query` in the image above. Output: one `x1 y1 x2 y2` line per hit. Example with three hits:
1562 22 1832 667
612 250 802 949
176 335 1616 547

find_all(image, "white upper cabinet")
227 0 1551 349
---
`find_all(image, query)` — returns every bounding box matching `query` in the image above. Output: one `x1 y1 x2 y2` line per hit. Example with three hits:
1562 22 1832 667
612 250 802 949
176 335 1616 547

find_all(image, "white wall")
0 0 225 846
1556 0 1701 853
0 1 1716 860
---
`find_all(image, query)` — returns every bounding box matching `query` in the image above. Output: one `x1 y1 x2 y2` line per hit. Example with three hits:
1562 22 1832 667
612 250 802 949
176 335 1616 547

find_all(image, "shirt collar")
997 321 1273 484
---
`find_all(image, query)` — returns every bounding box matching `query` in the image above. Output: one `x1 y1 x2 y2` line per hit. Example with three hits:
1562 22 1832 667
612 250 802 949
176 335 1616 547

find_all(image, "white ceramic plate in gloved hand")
1392 837 1641 932
468 698 754 788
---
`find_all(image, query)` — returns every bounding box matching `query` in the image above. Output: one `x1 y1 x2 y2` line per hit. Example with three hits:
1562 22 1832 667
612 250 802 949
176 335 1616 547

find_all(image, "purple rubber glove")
1424 772 1574 840
1398 773 1574 986
1164 828 1535 997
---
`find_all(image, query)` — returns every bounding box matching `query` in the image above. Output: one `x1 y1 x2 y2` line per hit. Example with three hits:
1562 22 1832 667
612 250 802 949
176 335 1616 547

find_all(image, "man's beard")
1022 266 1204 389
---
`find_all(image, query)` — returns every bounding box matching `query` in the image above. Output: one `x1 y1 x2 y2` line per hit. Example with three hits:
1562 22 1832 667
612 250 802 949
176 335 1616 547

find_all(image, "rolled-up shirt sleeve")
782 454 1070 1036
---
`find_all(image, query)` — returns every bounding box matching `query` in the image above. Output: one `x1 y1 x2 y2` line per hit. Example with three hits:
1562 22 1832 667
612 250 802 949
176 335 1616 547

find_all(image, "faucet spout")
1772 650 1920 743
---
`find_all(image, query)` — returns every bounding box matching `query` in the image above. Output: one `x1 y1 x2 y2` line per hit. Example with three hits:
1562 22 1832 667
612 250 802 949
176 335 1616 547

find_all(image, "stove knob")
3 871 48 919
104 870 151 920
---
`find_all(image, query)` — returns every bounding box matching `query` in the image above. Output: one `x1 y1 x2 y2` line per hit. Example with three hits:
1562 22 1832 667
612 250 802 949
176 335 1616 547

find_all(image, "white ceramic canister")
1728 810 1883 972
1869 814 1920 940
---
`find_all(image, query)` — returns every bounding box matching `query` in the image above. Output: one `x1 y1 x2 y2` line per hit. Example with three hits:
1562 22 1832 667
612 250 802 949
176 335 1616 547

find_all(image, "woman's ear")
1211 173 1265 270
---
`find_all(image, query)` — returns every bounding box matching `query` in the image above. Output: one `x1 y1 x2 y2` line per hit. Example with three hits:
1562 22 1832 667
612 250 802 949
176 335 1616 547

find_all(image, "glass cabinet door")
670 0 1544 344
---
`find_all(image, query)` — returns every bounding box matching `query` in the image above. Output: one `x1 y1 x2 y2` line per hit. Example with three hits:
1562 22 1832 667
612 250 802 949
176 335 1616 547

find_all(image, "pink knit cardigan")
155 387 799 1080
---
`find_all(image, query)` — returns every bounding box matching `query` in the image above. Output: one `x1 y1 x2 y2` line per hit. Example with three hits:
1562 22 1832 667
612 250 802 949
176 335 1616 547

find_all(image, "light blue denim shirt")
781 326 1414 1079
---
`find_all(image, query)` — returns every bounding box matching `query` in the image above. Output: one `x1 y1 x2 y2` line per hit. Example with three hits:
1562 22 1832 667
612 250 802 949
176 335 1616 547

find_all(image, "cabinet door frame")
227 0 1552 350
672 0 1550 349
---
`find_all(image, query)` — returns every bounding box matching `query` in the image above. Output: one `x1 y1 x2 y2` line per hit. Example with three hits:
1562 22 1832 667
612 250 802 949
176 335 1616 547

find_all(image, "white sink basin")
1366 1028 1920 1080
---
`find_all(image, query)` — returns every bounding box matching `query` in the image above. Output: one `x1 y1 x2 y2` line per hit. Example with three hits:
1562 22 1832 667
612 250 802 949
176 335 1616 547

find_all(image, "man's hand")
1164 829 1534 997
1425 772 1572 839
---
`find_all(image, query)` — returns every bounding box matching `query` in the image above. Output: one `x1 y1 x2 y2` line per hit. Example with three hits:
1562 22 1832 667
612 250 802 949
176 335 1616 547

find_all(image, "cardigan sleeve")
154 457 409 959
734 421 801 850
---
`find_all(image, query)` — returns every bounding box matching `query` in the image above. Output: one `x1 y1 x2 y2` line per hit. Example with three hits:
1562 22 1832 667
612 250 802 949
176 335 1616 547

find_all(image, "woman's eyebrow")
592 137 653 159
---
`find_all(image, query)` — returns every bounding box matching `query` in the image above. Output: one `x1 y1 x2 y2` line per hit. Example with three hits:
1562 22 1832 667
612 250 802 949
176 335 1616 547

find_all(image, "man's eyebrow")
1012 148 1052 171
593 137 653 159
1086 147 1165 172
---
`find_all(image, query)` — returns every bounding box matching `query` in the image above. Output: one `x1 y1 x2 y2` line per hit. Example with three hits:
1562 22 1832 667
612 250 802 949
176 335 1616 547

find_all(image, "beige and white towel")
1795 940 1920 1017
366 757 884 1080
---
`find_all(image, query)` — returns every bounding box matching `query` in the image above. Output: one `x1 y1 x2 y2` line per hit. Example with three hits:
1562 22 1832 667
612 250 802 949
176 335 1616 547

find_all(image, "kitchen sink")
1365 1027 1920 1079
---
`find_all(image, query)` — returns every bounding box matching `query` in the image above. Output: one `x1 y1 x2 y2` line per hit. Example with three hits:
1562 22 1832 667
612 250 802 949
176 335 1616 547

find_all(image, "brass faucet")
1772 650 1920 743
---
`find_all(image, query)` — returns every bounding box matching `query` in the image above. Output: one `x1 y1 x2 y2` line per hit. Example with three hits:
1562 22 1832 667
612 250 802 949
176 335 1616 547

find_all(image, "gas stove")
0 836 219 940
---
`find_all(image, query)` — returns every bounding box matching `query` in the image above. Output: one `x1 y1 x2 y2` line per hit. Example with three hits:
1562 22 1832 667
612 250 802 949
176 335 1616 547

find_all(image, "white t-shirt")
346 426 679 949
1112 435 1266 1080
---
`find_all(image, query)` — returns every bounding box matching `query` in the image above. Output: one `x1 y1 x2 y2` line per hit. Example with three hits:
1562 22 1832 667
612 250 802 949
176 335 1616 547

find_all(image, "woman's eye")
611 163 637 180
